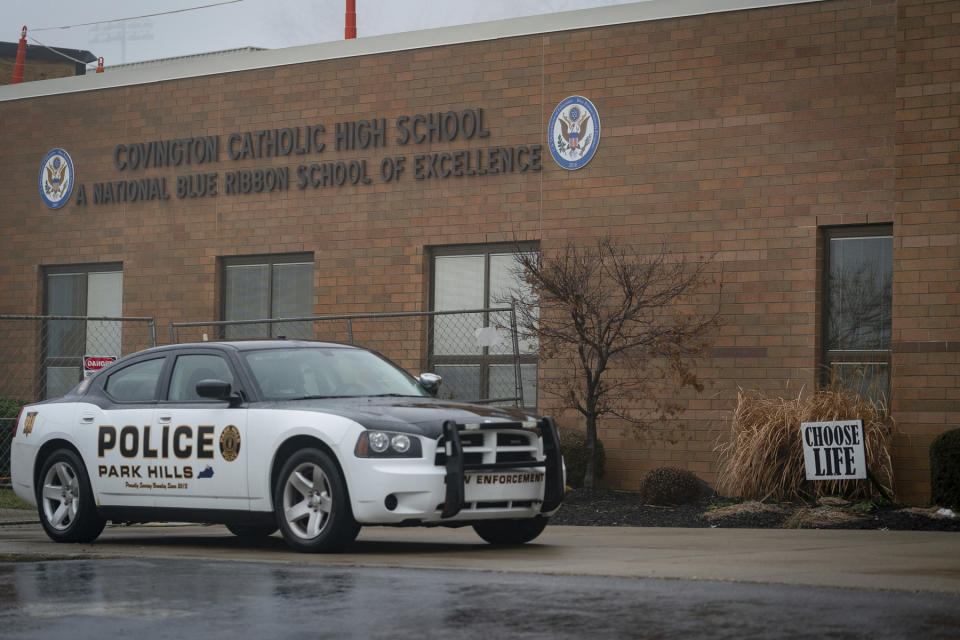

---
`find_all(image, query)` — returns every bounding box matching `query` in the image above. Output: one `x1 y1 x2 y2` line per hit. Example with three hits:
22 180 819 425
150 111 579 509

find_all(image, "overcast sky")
10 0 639 67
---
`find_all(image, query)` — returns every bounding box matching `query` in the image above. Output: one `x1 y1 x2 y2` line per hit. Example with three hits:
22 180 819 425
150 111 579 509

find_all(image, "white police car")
10 341 564 552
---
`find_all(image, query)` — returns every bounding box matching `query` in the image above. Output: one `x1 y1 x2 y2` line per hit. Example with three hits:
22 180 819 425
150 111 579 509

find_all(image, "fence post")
509 305 523 407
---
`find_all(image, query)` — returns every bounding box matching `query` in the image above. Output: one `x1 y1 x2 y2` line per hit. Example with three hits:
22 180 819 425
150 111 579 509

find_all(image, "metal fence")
0 309 535 481
0 315 157 480
169 307 536 408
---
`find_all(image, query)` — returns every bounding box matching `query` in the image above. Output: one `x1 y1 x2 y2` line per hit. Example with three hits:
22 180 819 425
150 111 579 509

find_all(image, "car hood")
258 396 540 438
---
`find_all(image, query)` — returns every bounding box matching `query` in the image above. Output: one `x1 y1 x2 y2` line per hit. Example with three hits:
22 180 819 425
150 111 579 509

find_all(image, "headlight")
391 434 411 454
369 431 390 453
355 431 422 458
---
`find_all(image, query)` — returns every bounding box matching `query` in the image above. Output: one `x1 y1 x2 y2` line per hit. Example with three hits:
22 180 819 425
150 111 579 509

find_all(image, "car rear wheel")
226 522 278 538
274 448 359 552
473 516 549 545
36 449 106 543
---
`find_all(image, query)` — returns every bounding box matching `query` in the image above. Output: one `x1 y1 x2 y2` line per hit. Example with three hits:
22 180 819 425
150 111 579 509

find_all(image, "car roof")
70 340 363 396
112 340 359 365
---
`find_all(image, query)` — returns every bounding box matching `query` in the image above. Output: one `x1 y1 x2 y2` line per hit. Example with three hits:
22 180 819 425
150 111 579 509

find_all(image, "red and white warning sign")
83 355 117 377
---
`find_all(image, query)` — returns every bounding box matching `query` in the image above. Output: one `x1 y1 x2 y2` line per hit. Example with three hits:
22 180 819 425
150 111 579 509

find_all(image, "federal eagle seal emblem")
38 148 75 209
220 425 241 462
548 96 600 170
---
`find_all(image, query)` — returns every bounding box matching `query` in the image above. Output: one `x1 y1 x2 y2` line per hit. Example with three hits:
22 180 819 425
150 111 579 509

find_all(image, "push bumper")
440 417 565 519
346 417 565 525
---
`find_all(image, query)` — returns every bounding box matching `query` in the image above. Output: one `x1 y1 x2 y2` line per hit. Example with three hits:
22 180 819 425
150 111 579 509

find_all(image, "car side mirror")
196 379 242 406
418 373 442 397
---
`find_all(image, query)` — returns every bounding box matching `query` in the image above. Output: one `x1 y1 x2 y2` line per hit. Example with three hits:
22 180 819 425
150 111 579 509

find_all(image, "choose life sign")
801 420 867 481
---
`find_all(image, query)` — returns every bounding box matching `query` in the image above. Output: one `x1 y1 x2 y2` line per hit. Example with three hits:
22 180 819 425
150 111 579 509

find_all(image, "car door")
152 351 249 511
88 355 167 507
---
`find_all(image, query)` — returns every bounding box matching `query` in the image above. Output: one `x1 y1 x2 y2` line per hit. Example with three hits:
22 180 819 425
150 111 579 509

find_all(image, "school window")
430 243 538 408
222 253 314 339
43 263 123 398
822 226 893 401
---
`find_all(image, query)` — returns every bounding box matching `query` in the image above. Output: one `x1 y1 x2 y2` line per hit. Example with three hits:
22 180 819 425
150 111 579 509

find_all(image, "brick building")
0 0 956 502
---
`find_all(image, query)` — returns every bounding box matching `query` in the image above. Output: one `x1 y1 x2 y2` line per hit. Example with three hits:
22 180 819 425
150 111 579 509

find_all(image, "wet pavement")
1 557 959 639
1 510 959 637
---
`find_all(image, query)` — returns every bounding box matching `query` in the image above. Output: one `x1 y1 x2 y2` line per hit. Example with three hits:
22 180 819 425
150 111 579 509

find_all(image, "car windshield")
243 347 430 400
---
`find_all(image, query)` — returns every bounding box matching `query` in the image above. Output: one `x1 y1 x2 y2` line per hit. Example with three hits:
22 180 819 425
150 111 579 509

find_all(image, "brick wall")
537 0 899 492
893 0 960 502
0 0 953 502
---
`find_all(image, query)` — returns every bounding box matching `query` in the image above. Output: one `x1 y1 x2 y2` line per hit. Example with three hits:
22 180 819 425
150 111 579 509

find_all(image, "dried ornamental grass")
716 385 895 502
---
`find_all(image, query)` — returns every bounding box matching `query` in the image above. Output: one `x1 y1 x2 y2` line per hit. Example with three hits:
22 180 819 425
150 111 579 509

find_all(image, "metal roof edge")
0 0 819 103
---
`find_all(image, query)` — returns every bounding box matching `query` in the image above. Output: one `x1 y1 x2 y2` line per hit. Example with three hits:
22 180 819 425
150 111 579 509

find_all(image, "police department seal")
548 96 600 170
38 148 75 209
220 425 241 462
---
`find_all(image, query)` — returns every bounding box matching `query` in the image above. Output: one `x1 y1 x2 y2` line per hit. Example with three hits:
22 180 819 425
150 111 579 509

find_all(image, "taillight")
14 406 25 437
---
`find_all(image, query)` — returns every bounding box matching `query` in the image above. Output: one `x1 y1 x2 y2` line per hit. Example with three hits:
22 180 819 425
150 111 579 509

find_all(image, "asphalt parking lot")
1 509 959 594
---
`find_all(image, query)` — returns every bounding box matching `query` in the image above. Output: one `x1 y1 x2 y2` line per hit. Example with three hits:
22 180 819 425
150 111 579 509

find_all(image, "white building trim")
0 0 820 102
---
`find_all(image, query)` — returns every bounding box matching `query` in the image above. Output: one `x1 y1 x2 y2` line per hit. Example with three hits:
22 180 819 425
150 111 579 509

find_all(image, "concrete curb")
0 509 36 526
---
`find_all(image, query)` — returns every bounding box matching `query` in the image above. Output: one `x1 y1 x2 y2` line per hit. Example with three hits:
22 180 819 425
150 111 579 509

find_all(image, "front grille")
435 499 539 512
434 428 539 466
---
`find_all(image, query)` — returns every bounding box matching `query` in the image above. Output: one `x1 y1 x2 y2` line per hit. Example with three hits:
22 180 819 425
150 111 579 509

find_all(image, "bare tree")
504 238 719 488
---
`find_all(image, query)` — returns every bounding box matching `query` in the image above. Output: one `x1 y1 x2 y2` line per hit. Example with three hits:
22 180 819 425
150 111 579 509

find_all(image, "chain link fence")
1 310 535 481
0 315 157 480
170 307 537 408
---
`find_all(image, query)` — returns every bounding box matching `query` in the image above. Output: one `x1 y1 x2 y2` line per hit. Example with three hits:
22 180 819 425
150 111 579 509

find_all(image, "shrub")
0 398 27 477
930 428 960 508
559 429 605 488
640 466 704 505
715 385 895 502
0 398 26 420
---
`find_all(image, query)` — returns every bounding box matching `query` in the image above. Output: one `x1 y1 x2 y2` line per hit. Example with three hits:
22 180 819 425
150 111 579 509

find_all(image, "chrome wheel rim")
282 462 332 540
42 461 79 531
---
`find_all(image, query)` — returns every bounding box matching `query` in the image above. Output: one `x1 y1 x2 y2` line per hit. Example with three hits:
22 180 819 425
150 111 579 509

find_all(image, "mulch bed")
550 489 960 532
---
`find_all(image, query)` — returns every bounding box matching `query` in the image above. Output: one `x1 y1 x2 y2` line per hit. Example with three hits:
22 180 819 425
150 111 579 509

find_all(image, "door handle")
81 414 94 423
158 415 172 423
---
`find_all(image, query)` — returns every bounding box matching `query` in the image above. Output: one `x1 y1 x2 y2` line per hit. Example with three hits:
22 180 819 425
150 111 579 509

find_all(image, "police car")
10 341 564 552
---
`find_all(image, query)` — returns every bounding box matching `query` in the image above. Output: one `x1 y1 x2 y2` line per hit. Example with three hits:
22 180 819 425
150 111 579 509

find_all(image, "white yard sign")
800 420 867 481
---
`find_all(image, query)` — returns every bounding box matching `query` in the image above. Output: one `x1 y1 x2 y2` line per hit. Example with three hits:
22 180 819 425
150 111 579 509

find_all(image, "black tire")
36 449 106 543
473 516 549 545
226 522 278 538
273 448 360 553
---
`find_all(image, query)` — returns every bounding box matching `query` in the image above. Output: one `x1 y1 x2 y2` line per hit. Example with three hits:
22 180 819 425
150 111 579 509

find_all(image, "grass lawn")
0 487 33 510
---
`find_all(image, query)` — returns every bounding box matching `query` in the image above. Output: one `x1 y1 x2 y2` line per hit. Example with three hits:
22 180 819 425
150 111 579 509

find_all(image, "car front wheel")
473 516 549 545
36 449 106 543
274 448 359 553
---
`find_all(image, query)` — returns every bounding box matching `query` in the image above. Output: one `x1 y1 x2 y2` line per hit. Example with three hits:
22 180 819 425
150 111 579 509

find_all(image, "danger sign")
83 355 117 377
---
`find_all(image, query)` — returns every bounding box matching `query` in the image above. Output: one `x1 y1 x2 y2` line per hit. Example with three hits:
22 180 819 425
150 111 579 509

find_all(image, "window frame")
429 242 538 408
819 224 893 398
220 252 314 338
41 262 123 399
